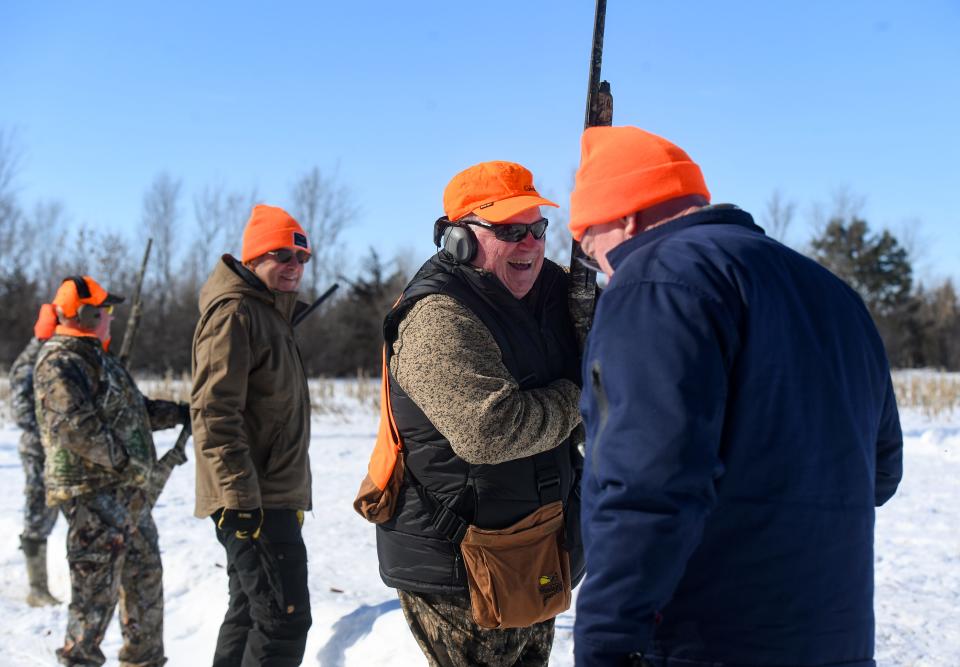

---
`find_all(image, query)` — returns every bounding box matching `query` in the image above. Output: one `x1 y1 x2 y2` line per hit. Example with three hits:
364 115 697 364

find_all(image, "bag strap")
533 449 562 505
407 446 563 545
404 465 471 544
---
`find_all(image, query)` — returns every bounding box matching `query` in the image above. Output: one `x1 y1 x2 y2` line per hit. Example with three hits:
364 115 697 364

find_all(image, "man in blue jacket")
568 126 903 667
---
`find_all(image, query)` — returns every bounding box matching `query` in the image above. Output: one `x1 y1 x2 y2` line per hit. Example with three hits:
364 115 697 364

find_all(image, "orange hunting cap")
52 276 124 319
241 204 311 263
443 161 558 223
568 126 711 241
34 303 58 340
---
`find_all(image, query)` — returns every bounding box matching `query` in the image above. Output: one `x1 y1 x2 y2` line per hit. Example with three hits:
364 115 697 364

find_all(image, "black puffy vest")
375 253 584 594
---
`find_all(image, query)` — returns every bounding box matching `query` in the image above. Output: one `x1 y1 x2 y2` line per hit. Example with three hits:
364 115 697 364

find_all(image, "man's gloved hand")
217 508 263 540
178 402 191 426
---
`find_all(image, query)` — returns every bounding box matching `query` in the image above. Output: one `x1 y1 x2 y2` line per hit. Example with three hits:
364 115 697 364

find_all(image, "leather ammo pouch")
458 499 572 629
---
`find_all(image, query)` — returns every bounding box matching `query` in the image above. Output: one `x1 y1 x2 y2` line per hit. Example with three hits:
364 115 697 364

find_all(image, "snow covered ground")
0 380 957 666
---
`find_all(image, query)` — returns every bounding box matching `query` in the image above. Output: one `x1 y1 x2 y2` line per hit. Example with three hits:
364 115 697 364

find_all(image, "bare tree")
289 166 358 297
0 129 20 195
762 190 796 242
189 184 227 282
809 186 866 235
891 216 933 285
0 128 24 269
189 183 260 280
90 231 133 290
392 245 421 282
542 169 576 265
26 199 69 298
545 205 573 265
142 172 182 288
223 187 259 259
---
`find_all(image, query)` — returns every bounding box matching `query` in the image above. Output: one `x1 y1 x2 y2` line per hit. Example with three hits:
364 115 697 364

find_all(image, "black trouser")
212 509 312 667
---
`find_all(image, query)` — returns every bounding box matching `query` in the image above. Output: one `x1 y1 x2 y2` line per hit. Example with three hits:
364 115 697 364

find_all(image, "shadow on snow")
316 598 401 667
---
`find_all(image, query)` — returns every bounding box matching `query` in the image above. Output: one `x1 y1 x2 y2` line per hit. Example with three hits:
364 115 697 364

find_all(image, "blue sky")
3 1 958 282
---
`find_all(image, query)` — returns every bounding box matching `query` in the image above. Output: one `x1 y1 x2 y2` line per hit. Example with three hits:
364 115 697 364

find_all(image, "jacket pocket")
261 422 287 479
225 532 284 620
589 360 611 474
258 538 310 618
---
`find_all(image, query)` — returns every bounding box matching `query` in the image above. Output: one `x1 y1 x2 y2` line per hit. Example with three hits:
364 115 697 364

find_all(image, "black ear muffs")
65 275 102 329
433 217 477 264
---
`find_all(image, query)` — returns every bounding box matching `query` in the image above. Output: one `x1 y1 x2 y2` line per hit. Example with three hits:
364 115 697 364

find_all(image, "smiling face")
248 248 305 292
470 207 546 299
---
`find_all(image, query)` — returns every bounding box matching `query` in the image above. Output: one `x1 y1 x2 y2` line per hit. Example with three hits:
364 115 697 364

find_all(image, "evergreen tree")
810 217 913 317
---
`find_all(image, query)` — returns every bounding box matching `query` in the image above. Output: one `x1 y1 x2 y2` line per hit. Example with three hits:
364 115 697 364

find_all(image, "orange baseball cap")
34 303 58 339
52 276 124 318
241 204 311 263
569 126 710 241
443 161 558 223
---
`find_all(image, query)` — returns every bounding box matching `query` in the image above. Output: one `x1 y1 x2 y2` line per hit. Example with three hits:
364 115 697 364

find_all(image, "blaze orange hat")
568 126 711 241
443 161 558 223
52 276 124 319
241 204 311 263
34 303 58 339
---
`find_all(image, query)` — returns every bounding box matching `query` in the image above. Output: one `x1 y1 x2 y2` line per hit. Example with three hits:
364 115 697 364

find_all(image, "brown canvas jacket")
190 255 312 518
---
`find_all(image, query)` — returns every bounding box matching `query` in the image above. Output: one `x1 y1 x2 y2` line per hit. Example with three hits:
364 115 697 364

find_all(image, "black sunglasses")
267 249 311 265
466 218 549 242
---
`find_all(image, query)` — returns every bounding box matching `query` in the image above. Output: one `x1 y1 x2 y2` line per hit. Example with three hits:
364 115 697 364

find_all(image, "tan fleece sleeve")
390 293 581 465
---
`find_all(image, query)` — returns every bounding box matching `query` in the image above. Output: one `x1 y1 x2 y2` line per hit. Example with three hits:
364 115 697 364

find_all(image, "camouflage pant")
20 449 59 541
58 486 165 667
398 590 554 667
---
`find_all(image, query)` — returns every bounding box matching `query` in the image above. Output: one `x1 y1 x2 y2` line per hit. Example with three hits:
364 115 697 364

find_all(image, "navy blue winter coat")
574 206 903 667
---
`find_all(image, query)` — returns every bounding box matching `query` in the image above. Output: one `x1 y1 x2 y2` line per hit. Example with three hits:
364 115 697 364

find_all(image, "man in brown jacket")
191 204 312 666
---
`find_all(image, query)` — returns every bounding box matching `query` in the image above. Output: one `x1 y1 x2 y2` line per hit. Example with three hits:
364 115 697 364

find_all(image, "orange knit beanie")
241 205 310 263
568 126 710 241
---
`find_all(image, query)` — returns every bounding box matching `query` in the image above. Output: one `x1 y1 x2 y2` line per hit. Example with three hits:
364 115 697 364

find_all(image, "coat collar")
201 255 302 323
607 205 762 272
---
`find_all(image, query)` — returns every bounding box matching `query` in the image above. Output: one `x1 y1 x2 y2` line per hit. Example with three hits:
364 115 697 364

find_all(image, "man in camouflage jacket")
34 275 189 667
9 303 60 606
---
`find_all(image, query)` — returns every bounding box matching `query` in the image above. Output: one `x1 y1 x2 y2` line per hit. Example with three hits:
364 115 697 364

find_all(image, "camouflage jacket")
34 334 183 506
9 337 45 456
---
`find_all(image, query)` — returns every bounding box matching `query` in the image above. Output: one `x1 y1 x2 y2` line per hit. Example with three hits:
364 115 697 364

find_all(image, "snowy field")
0 378 957 666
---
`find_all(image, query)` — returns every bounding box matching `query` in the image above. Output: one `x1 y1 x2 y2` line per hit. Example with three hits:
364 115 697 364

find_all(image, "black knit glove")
217 508 263 540
178 402 191 426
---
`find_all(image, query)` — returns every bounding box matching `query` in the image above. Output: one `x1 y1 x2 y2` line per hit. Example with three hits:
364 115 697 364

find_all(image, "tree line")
1 129 958 375
0 129 410 377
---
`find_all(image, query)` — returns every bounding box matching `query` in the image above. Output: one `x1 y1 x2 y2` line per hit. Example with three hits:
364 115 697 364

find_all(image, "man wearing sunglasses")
34 275 190 667
191 204 313 666
568 126 903 667
363 161 585 666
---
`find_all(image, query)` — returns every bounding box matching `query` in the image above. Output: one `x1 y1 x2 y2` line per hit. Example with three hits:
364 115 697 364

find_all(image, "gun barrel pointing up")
118 238 153 367
568 0 613 350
